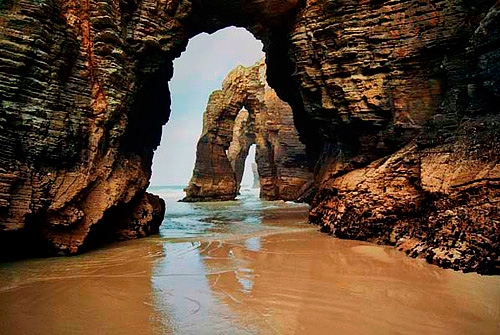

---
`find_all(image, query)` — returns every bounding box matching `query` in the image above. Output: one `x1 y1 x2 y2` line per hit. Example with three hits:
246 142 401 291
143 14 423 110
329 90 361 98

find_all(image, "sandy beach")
0 188 498 334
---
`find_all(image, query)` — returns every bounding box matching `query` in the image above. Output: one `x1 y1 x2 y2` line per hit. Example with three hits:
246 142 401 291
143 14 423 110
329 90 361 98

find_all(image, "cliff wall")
0 0 303 254
295 1 499 273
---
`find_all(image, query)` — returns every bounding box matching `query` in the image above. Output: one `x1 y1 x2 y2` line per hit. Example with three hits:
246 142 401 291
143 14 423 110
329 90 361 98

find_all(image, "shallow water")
0 187 498 335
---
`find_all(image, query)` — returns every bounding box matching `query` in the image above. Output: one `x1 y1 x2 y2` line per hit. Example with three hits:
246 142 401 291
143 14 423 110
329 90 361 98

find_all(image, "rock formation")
298 1 500 274
183 60 312 202
0 0 498 272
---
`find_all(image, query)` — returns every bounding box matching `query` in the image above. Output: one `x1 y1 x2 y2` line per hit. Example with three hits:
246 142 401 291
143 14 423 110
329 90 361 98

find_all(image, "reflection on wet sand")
150 227 499 335
200 231 499 335
0 194 498 335
0 240 168 335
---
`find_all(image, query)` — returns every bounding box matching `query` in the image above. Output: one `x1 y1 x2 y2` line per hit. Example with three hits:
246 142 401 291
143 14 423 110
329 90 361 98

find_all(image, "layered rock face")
183 60 312 202
0 0 302 254
293 1 500 274
0 0 498 272
0 0 174 254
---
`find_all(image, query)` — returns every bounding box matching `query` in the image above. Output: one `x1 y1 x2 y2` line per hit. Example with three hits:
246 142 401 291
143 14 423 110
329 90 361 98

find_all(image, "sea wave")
148 185 186 200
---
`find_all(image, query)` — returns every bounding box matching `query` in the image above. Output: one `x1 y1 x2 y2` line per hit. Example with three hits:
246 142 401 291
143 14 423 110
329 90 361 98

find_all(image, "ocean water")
148 185 311 240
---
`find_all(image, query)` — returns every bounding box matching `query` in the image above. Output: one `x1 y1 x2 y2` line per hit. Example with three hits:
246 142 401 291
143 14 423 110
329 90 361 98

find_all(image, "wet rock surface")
183 60 312 202
306 2 500 274
310 118 499 274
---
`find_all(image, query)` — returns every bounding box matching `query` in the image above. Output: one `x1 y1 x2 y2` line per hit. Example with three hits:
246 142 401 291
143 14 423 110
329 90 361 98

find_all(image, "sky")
150 27 264 186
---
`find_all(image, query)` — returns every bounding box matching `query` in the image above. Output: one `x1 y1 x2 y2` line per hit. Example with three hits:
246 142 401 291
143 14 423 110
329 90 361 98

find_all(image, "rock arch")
0 0 307 254
0 0 499 272
183 60 312 202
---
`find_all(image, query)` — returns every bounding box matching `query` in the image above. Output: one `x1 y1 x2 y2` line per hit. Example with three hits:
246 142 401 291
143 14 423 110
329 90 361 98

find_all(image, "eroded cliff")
0 0 498 272
295 1 500 273
183 60 313 202
0 0 301 254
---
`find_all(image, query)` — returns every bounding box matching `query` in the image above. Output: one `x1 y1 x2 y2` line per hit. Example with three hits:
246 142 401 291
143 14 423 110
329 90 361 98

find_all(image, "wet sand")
197 230 499 335
0 229 498 335
0 199 498 335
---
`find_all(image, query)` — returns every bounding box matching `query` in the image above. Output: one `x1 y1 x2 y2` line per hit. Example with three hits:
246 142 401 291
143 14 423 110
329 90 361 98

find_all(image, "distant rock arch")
183 60 312 202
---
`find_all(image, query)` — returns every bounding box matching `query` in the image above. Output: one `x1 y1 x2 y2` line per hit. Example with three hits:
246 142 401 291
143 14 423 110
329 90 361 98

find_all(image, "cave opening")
0 1 313 254
0 0 496 278
181 56 313 203
149 27 264 191
240 144 258 190
227 106 259 197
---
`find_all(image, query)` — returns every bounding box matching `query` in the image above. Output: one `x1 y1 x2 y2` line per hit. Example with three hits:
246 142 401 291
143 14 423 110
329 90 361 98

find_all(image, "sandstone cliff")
0 0 498 272
183 60 313 202
295 1 500 274
0 0 302 254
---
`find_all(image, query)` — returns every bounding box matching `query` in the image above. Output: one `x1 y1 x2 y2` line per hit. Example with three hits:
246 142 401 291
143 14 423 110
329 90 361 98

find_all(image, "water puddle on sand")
0 188 498 334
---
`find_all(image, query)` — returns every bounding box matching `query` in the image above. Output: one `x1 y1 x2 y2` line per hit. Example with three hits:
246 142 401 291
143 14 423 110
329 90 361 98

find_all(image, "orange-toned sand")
1 226 498 335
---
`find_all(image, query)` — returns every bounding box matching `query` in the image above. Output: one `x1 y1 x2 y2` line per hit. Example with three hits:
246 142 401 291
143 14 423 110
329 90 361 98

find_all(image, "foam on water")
148 185 310 241
148 185 187 200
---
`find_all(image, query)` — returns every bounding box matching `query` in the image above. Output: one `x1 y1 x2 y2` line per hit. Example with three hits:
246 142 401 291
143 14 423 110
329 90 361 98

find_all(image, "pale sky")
150 27 264 186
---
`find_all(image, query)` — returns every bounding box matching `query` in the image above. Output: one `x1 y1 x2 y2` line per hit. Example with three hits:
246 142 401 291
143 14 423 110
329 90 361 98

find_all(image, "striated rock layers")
183 60 312 202
0 0 304 255
0 0 498 272
297 1 500 274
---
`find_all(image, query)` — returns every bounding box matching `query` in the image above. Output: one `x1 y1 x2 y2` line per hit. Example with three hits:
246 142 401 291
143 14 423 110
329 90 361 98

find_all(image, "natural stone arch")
183 60 312 202
0 0 498 272
227 108 255 191
0 0 306 254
